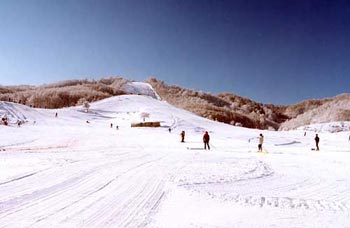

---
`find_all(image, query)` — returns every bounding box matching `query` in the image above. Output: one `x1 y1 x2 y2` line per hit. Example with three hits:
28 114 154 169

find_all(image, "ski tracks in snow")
171 152 350 216
0 145 172 228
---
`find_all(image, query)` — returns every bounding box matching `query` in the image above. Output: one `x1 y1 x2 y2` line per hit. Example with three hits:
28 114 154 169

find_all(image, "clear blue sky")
0 0 349 104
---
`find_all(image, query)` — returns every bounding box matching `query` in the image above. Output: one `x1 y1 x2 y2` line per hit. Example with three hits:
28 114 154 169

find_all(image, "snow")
297 121 350 133
1 95 350 228
121 82 161 100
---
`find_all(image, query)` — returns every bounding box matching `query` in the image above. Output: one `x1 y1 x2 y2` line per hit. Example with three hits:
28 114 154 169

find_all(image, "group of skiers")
178 130 265 152
179 129 264 152
179 130 211 150
178 130 322 152
258 133 321 152
1 116 22 127
110 123 119 130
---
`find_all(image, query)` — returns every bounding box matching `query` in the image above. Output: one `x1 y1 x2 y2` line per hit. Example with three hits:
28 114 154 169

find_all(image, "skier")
315 134 320 151
110 123 113 128
55 112 58 118
168 128 171 133
180 130 185 143
258 133 264 152
1 117 8 126
203 131 210 150
304 131 306 136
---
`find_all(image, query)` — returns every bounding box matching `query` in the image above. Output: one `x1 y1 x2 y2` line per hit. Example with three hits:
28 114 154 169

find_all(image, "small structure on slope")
131 121 161 128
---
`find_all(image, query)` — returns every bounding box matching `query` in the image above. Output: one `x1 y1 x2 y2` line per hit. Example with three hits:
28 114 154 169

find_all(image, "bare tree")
140 112 150 122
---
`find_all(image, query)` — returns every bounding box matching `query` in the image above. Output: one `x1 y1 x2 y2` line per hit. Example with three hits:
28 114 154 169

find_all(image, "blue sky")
0 0 349 104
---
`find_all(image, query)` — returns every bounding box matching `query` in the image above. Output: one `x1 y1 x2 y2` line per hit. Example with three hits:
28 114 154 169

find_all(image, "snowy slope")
121 82 161 100
0 101 48 124
297 121 350 133
1 95 350 228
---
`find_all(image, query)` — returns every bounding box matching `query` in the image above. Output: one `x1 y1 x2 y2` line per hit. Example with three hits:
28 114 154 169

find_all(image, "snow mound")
121 82 161 100
86 95 241 134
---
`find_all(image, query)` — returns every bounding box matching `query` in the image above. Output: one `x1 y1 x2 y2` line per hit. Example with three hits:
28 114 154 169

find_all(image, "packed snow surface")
1 95 350 228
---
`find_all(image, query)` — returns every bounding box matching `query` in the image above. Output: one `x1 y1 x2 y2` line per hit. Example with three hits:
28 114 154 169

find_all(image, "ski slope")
1 95 350 228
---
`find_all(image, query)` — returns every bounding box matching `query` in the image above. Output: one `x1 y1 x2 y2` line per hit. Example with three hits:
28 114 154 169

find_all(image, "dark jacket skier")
258 134 264 152
315 134 320 151
180 130 185 142
203 131 210 150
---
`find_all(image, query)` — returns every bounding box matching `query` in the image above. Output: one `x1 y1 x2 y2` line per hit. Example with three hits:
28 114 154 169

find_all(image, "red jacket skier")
203 131 210 150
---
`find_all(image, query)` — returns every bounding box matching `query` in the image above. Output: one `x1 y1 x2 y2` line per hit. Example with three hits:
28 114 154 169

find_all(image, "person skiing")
203 131 210 150
1 116 8 126
258 133 264 152
168 128 171 133
315 134 320 151
110 123 113 128
180 130 185 143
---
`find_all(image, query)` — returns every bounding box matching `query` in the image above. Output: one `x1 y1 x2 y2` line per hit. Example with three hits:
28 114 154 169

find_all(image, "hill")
280 93 350 130
146 78 289 130
1 77 350 130
147 78 350 130
0 78 160 109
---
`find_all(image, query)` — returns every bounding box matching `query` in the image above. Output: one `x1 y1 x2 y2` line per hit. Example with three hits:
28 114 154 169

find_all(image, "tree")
140 112 150 122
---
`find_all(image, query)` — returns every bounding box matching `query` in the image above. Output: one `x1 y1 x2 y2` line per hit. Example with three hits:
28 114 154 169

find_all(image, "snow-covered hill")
2 77 350 130
0 101 52 125
1 95 350 228
280 93 350 130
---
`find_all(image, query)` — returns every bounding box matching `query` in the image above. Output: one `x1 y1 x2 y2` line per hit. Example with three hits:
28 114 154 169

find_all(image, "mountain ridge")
1 77 349 130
